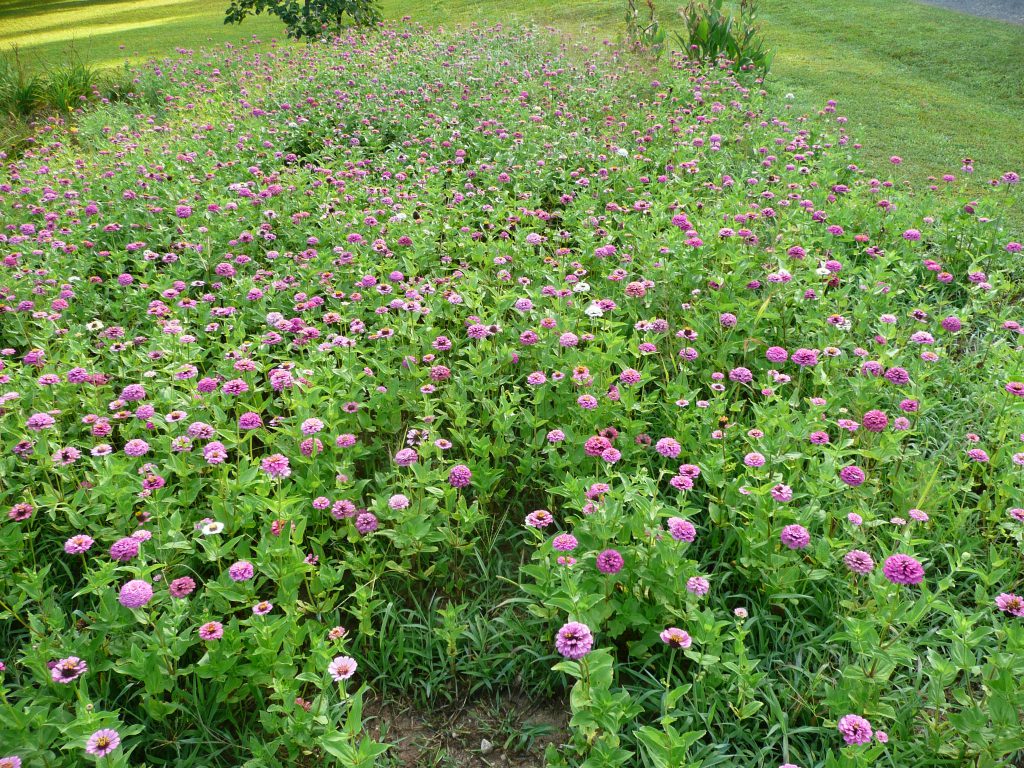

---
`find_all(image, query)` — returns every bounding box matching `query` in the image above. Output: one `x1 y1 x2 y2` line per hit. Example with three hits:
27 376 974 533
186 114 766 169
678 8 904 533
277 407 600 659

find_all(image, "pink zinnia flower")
655 438 681 458
394 448 418 466
555 621 593 659
51 656 87 684
552 534 578 552
686 576 710 596
228 561 254 582
355 512 378 534
995 593 1024 617
595 549 624 574
882 554 924 585
780 524 810 550
301 418 324 434
448 464 472 488
837 714 873 745
169 576 196 598
64 535 94 554
667 517 696 542
844 550 875 574
261 454 291 478
660 627 692 648
118 579 153 608
123 439 150 457
839 465 865 486
85 729 120 757
525 509 554 528
328 655 358 681
199 621 224 640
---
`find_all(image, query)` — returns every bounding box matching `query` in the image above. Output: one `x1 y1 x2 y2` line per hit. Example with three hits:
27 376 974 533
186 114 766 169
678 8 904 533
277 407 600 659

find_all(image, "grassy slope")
1 0 1022 201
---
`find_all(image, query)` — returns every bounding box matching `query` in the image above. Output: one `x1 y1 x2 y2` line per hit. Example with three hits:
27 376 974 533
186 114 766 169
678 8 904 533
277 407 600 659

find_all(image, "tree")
224 0 382 39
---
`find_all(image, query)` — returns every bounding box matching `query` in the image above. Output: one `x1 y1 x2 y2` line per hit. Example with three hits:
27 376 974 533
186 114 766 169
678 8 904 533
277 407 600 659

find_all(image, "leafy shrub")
224 0 383 39
677 0 772 71
624 0 667 57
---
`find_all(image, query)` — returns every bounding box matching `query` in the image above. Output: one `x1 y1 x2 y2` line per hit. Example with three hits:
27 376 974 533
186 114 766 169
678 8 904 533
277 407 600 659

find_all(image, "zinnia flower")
882 554 925 585
555 621 593 660
118 579 153 608
837 714 873 745
660 627 692 648
85 729 120 757
844 550 875 574
780 524 810 550
50 656 87 684
595 549 624 574
328 655 358 681
666 517 696 542
199 621 224 640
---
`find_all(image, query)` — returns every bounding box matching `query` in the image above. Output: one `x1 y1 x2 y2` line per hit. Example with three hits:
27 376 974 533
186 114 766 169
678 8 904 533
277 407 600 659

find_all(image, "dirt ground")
365 696 569 767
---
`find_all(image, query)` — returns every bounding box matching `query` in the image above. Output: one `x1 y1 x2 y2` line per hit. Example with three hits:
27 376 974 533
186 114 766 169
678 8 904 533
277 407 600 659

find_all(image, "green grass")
1 0 1021 196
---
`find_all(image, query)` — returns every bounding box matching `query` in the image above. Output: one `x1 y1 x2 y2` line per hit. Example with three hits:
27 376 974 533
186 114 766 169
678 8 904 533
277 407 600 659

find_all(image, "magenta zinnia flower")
238 412 263 430
666 517 696 542
844 550 875 574
169 576 196 598
448 464 472 488
791 348 818 367
595 549 624 574
837 714 873 745
882 554 924 585
861 410 888 432
838 465 865 486
555 621 593 660
355 512 378 534
109 537 140 562
780 524 810 550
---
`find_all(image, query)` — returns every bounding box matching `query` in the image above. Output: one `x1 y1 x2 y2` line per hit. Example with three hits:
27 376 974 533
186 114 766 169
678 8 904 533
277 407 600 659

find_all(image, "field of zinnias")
0 20 1022 768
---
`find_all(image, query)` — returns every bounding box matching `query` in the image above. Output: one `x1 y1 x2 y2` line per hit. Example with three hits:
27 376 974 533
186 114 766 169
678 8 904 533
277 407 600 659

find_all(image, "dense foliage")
0 21 1022 768
224 0 382 38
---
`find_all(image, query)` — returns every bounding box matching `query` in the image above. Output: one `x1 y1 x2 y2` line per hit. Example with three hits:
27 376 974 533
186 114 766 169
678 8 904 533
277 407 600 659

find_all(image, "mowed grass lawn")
1 0 1022 211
